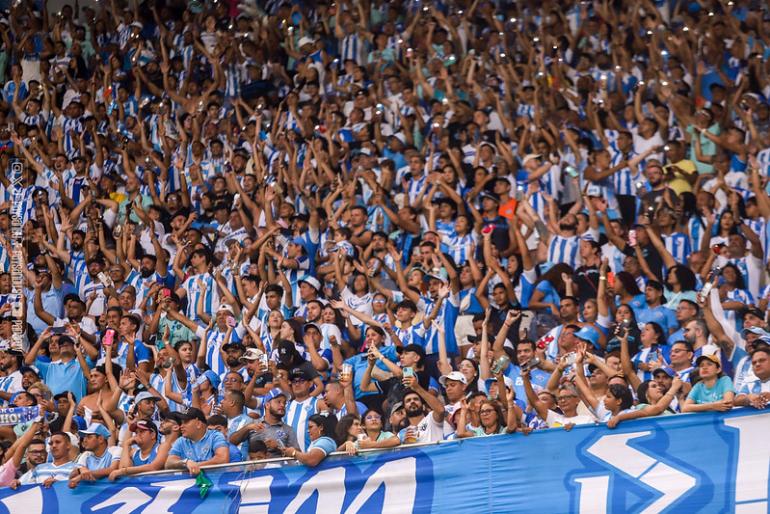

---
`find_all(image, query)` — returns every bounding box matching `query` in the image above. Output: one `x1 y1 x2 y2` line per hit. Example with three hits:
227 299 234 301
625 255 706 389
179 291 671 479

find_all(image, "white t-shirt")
415 412 454 443
545 410 595 428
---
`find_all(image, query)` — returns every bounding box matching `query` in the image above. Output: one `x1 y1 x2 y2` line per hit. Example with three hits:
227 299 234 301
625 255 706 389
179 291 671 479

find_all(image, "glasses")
365 414 381 421
224 378 241 383
291 378 307 383
479 409 496 415
373 299 386 304
27 450 46 454
557 395 578 402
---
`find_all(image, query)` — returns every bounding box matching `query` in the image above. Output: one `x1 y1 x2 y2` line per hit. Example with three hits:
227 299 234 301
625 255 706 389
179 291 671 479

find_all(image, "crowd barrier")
0 408 766 513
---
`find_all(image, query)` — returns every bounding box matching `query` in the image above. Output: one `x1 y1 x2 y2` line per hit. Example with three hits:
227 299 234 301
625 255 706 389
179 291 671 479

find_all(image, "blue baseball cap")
652 365 676 378
195 370 221 389
79 423 110 439
574 326 601 349
263 388 287 404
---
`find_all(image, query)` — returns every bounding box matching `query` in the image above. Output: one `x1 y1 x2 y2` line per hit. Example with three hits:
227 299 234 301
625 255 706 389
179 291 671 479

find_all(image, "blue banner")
0 409 767 513
0 407 39 426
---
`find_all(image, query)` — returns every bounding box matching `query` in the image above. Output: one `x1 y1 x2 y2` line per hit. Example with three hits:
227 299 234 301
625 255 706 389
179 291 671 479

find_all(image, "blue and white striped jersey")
548 235 580 269
662 232 691 265
285 396 319 452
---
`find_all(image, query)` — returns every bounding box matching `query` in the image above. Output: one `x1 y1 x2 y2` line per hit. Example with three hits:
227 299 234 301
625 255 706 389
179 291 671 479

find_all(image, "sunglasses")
365 414 381 421
479 409 496 415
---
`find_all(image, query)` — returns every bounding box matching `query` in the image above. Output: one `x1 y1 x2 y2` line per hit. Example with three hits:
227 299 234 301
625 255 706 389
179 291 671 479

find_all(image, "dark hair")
49 431 71 443
206 414 227 427
720 263 746 290
479 399 505 430
669 265 697 292
636 381 654 404
334 413 360 445
536 263 575 297
308 414 335 438
265 284 284 296
608 384 634 411
249 438 268 455
672 340 694 353
645 321 667 347
614 271 642 296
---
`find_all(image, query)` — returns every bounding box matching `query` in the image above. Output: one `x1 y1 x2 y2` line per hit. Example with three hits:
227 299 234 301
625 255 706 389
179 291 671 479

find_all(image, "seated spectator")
523 369 595 429
207 414 244 463
281 414 337 467
233 389 299 458
397 377 452 443
607 378 684 428
0 419 43 487
455 398 517 438
734 347 770 409
682 354 735 413
109 419 167 480
166 408 230 475
18 432 76 488
68 423 121 488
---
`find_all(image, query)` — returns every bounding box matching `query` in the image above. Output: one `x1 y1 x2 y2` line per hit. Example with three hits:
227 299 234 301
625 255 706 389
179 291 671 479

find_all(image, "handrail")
135 438 449 477
133 408 742 478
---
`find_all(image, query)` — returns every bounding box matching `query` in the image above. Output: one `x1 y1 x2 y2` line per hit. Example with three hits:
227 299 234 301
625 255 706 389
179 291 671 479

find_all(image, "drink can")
491 355 510 375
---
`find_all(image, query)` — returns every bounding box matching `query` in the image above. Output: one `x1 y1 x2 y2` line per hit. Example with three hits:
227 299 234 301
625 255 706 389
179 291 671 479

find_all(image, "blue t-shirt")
687 376 733 404
345 345 398 399
228 443 243 463
35 358 88 402
77 448 120 471
131 444 158 466
308 436 337 456
534 281 560 308
636 305 678 334
169 429 228 462
505 365 550 407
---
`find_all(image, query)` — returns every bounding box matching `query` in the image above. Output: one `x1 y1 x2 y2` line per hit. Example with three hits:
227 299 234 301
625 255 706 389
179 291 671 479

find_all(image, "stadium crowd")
0 0 766 488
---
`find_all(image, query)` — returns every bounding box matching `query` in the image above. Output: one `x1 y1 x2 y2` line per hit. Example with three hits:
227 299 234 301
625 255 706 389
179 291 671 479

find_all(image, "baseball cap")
424 268 449 284
129 419 158 436
298 275 321 291
695 353 721 367
135 391 160 404
574 326 601 349
439 371 468 386
195 369 221 389
303 322 321 335
178 407 207 424
522 153 541 166
79 423 110 439
484 375 514 391
397 343 426 364
263 388 287 403
240 348 264 362
217 304 235 315
222 341 245 352
742 326 770 338
290 367 313 381
478 190 500 203
742 307 765 320
652 365 676 378
390 401 404 416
